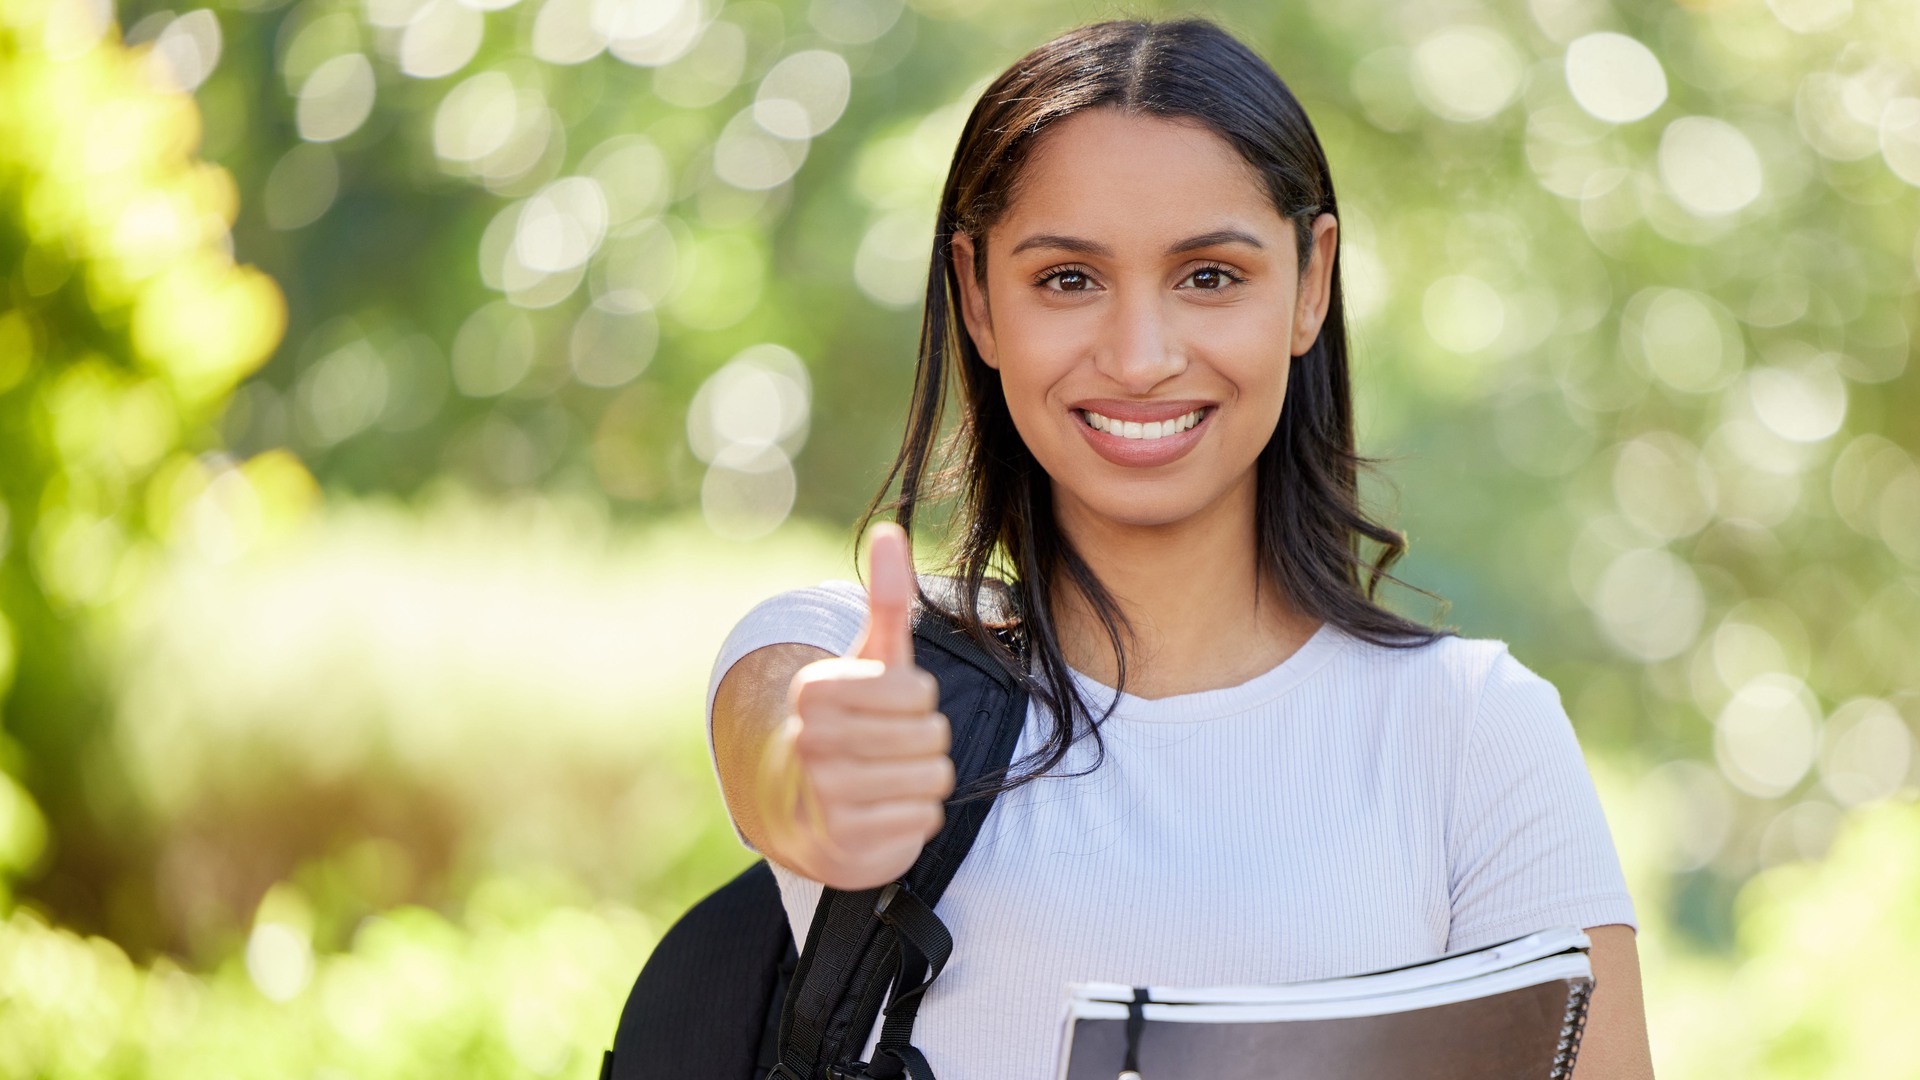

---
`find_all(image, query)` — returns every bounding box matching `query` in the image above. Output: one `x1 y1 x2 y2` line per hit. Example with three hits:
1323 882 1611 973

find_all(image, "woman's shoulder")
719 579 871 660
768 577 869 607
738 578 870 620
743 573 1013 615
727 573 1016 645
1329 624 1565 736
1330 623 1522 692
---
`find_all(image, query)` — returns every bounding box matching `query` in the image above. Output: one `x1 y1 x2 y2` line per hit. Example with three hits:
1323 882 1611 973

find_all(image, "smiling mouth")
1076 406 1212 440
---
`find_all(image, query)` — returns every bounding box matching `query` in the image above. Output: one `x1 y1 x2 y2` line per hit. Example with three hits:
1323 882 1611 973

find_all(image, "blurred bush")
1618 793 1920 1079
1 0 299 940
0 753 1915 1078
0 872 656 1078
107 496 850 956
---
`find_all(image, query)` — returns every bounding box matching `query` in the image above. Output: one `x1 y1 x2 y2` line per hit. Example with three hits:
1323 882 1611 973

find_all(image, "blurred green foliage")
1 0 1918 1074
0 874 655 1078
0 0 301 936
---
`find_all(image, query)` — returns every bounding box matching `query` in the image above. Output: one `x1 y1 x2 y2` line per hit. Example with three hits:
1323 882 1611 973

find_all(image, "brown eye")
1179 265 1244 292
1033 265 1097 292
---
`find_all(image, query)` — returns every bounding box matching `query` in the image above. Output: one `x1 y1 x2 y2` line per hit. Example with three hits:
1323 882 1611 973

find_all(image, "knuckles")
907 668 941 710
931 755 956 796
926 712 952 755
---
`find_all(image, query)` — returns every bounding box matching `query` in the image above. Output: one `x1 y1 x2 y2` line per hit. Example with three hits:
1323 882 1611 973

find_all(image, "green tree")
1 0 298 946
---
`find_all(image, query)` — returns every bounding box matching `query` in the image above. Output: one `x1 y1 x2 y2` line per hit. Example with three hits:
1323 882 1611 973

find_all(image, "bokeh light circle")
296 53 376 143
1715 673 1821 798
1592 547 1706 660
1422 274 1505 353
1659 116 1764 216
1412 26 1522 123
1564 32 1667 124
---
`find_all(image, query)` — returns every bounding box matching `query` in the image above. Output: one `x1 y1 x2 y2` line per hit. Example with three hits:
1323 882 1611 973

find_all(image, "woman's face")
951 107 1337 534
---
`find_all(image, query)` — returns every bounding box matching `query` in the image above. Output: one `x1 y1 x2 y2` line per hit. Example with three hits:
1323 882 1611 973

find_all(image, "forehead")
996 108 1283 246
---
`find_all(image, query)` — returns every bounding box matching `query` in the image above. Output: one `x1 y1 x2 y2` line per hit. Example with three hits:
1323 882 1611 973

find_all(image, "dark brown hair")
860 17 1453 801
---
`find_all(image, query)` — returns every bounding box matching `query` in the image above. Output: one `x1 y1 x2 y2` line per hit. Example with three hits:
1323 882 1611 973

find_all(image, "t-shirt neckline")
1056 619 1348 724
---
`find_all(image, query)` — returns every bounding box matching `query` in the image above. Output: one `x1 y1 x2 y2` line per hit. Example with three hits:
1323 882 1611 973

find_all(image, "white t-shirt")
703 581 1637 1079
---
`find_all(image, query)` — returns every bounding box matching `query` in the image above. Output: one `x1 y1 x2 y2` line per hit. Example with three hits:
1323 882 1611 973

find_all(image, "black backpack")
603 594 1030 1080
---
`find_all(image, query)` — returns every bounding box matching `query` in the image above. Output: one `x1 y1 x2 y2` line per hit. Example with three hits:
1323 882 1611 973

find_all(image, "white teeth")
1082 408 1205 440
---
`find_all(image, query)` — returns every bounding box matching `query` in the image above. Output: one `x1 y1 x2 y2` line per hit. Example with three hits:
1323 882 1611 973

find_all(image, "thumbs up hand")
756 523 955 890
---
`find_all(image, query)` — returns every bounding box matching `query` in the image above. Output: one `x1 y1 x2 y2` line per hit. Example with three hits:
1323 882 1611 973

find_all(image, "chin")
1052 480 1230 531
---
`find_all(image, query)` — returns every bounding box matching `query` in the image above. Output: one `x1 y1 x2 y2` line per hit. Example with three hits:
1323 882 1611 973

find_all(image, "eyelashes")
1029 262 1249 292
1183 263 1247 291
1030 265 1095 290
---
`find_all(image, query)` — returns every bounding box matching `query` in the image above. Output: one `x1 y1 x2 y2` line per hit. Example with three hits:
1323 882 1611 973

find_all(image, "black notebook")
1056 926 1594 1080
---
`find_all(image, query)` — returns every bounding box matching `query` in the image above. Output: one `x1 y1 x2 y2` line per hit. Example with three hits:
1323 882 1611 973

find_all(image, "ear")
948 231 999 369
1290 213 1339 358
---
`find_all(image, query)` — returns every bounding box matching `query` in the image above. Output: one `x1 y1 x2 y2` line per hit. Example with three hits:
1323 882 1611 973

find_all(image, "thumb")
850 522 915 669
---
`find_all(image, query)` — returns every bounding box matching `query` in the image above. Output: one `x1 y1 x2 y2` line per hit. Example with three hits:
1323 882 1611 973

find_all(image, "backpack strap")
862 879 952 1080
771 588 1027 1080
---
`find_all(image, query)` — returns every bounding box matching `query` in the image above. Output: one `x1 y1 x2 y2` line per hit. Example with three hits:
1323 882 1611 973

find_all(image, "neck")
1043 473 1320 700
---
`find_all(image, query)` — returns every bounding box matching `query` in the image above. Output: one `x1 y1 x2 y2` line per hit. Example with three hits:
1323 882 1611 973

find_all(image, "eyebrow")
1007 229 1267 259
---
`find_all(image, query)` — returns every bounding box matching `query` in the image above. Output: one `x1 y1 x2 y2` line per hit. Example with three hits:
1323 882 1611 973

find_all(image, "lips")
1070 401 1215 468
1069 398 1214 423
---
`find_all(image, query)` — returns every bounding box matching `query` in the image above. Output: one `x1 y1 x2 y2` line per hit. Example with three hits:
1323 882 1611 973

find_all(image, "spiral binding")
1546 977 1594 1080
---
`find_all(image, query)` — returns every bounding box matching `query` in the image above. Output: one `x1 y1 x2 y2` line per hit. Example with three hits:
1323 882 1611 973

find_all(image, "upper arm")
1574 924 1654 1080
711 641 833 855
1445 645 1638 948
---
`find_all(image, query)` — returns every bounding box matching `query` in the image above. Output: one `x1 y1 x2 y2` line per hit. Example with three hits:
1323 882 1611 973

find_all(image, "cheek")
994 358 1066 457
990 362 1084 484
1215 313 1295 400
991 310 1080 408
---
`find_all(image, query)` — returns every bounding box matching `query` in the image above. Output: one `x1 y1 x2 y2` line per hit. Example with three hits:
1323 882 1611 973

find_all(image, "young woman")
706 17 1652 1079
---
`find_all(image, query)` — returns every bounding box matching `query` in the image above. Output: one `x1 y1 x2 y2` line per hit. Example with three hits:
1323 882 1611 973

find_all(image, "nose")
1093 288 1186 394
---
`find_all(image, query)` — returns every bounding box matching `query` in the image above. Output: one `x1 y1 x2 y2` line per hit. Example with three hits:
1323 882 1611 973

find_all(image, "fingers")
793 709 951 762
791 657 939 717
809 799 947 850
849 522 915 670
809 755 956 807
774 551 948 888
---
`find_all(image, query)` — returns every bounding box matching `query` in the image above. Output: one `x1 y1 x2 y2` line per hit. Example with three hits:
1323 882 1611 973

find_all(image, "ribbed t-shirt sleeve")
703 580 869 852
1444 645 1638 953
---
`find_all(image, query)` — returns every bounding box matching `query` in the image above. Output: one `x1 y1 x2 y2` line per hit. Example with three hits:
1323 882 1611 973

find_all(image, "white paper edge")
1067 925 1591 1007
1065 952 1590 1025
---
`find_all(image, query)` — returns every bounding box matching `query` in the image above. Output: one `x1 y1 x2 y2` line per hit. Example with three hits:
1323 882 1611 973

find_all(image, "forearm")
1574 924 1655 1079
